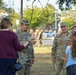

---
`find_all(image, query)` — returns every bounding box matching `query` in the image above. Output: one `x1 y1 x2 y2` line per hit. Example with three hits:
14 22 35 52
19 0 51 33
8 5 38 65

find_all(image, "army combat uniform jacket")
51 32 71 75
16 30 34 64
51 32 71 60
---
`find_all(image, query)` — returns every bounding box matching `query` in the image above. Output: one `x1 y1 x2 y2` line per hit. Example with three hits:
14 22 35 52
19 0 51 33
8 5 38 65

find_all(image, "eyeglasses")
61 26 66 28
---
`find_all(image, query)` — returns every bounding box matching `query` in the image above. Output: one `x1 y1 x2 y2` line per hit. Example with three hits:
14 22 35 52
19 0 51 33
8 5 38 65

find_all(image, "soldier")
51 22 71 75
38 29 44 47
16 18 36 75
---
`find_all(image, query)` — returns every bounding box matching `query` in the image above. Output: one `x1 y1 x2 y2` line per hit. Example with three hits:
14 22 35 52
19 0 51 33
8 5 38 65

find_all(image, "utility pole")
21 0 23 19
55 11 57 34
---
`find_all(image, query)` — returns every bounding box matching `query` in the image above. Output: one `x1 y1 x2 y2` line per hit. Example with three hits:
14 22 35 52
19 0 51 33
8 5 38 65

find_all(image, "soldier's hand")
31 36 36 40
30 40 36 45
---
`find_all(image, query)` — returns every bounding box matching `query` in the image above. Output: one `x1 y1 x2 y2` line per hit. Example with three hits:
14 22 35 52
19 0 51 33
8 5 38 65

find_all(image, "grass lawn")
31 46 54 75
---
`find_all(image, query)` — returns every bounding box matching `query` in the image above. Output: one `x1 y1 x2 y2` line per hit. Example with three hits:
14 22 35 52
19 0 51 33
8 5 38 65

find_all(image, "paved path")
34 37 54 46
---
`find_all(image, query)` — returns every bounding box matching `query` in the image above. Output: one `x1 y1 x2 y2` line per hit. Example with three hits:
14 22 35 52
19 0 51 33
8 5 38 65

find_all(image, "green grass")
31 46 54 75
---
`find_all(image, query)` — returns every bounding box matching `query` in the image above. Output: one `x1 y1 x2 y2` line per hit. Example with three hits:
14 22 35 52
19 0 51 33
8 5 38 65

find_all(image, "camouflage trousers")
38 39 44 47
52 59 66 75
17 63 32 75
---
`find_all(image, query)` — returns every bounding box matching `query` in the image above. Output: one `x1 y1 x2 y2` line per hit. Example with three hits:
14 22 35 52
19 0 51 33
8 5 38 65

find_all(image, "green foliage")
62 17 74 30
0 0 5 9
23 4 55 28
1 1 56 29
0 0 8 11
10 12 20 29
44 4 55 24
56 0 76 10
0 0 20 28
24 7 44 28
6 9 20 29
61 9 76 30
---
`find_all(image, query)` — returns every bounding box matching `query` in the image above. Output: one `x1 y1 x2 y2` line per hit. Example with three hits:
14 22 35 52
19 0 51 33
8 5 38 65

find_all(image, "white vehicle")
42 32 55 38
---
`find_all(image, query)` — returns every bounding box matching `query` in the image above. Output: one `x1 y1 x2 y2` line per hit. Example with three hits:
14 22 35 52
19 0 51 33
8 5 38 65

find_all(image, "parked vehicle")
42 31 56 38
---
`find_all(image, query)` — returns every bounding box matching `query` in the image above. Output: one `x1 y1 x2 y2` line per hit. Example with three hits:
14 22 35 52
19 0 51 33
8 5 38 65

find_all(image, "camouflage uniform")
51 33 71 75
16 30 34 75
38 30 44 47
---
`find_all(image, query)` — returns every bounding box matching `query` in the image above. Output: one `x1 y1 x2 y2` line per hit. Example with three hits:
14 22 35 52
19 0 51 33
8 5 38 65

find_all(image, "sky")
3 0 59 13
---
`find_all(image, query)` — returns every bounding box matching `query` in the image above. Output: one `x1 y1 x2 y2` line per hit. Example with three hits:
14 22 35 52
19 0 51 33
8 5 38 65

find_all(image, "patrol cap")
60 22 67 27
20 18 30 25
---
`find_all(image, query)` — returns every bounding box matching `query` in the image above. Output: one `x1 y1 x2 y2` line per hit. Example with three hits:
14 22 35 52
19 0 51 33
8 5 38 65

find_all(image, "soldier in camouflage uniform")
16 18 36 75
38 29 44 47
51 22 71 75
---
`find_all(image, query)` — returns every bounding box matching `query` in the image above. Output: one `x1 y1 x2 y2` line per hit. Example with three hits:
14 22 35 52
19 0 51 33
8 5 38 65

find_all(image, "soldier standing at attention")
51 22 71 75
16 18 36 75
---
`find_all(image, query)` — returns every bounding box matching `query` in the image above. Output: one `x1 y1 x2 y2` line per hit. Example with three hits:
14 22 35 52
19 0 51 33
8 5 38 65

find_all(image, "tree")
0 0 8 11
56 0 76 10
62 17 74 30
24 6 44 28
61 9 76 29
0 0 5 9
23 4 55 29
5 8 20 29
44 4 55 24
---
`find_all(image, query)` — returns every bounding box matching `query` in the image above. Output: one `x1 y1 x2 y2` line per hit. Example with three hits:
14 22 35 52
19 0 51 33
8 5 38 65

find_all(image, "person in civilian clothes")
0 18 30 75
65 33 76 75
